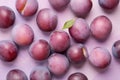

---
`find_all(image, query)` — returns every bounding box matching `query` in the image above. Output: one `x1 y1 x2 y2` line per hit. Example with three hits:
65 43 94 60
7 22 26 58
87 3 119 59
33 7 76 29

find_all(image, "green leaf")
62 19 75 29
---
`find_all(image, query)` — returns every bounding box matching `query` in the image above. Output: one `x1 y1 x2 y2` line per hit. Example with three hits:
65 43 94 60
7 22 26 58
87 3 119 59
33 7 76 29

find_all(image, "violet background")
0 0 120 80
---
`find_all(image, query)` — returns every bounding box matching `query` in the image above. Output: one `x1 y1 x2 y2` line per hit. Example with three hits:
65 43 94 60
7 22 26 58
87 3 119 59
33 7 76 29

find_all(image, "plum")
36 8 58 32
29 39 50 61
112 40 120 59
0 40 18 62
68 72 88 80
70 0 92 18
7 69 28 80
0 6 15 28
67 44 88 64
30 66 52 80
69 18 90 43
12 24 34 46
48 53 69 76
49 0 70 11
89 47 111 69
98 0 119 9
49 31 70 52
16 0 38 17
90 15 112 41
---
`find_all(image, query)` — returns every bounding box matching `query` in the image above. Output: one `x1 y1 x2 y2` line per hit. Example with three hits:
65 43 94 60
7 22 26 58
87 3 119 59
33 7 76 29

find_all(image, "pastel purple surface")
0 0 120 80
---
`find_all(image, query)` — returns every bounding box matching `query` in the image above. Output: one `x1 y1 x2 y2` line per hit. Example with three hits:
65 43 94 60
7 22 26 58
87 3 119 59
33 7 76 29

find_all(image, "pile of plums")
0 0 119 80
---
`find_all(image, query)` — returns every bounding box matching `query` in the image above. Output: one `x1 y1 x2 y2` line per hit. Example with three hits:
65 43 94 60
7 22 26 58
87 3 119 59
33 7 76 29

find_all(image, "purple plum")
69 18 90 43
0 6 15 28
16 0 38 17
7 69 28 80
49 31 70 52
48 53 69 76
49 0 70 11
0 40 18 62
68 72 88 80
89 47 111 69
90 15 112 41
70 0 92 18
29 39 50 61
12 24 34 46
36 8 58 32
98 0 119 9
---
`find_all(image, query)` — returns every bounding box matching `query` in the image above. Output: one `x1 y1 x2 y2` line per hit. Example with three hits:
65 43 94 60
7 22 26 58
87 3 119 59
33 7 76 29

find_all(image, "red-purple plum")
36 8 58 32
0 40 18 62
69 18 90 43
90 15 112 41
112 40 120 59
0 6 15 28
29 39 50 61
98 0 119 9
7 69 28 80
16 0 38 17
68 72 88 80
67 44 88 64
12 24 34 46
48 53 69 76
30 66 52 80
89 47 111 69
70 0 92 18
49 31 70 52
49 0 70 11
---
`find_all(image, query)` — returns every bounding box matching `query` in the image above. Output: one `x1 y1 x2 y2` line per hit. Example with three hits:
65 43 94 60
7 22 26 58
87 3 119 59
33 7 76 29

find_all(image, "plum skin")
98 0 119 9
112 40 120 58
16 0 38 17
49 0 70 11
0 40 18 62
67 44 88 64
68 72 88 80
70 0 92 18
36 8 58 32
69 18 90 43
7 69 28 80
49 31 70 52
89 47 111 69
48 53 69 76
0 6 15 28
29 39 50 61
12 24 34 46
30 66 52 80
90 15 112 41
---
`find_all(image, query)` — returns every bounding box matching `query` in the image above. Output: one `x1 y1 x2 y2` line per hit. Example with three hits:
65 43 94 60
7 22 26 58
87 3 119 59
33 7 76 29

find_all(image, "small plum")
89 47 111 69
49 31 70 52
90 15 112 41
36 8 58 32
48 53 69 76
30 66 52 80
69 18 90 43
112 40 120 58
16 0 38 17
49 0 70 11
29 39 50 61
0 6 15 28
67 44 88 64
68 72 88 80
12 24 34 46
70 0 92 18
0 40 18 62
98 0 119 9
7 69 28 80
